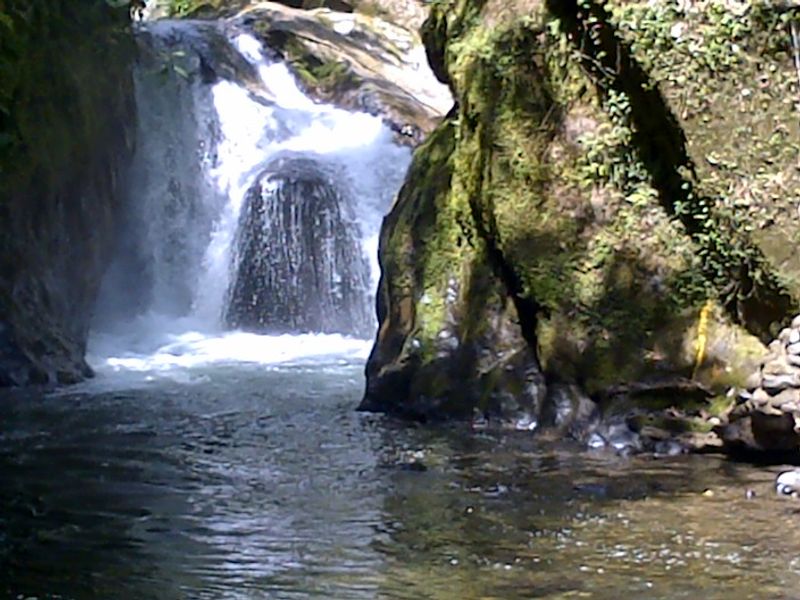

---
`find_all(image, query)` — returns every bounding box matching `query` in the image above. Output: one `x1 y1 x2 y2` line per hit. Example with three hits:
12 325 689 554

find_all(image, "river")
1 361 800 598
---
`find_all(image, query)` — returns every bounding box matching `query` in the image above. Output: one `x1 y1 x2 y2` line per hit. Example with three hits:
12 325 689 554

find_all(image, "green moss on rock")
364 0 799 427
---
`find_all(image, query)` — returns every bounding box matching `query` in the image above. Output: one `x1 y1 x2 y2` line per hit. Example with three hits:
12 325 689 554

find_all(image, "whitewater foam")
88 23 407 387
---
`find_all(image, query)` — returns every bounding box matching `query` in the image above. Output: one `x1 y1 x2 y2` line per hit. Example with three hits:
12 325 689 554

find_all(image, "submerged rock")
225 157 372 337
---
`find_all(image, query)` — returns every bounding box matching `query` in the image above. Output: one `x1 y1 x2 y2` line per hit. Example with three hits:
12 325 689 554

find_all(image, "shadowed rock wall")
0 1 136 384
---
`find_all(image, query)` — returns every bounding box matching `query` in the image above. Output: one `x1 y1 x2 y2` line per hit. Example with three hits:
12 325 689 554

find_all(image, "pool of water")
1 360 799 599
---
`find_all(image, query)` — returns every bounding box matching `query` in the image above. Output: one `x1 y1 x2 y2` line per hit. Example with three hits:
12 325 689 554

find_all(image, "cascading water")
224 156 373 337
89 19 411 384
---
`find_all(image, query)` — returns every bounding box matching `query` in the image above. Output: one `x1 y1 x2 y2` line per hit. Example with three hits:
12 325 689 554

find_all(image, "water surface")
2 358 799 599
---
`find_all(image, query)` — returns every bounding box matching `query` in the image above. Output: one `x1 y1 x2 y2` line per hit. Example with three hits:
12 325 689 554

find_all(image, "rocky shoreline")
720 315 800 455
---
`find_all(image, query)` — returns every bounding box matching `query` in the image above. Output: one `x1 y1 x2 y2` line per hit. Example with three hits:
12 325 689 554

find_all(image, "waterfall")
89 19 410 378
224 157 372 338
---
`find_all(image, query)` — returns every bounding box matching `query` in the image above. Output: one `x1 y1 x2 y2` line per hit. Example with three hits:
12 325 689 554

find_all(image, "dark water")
2 364 800 599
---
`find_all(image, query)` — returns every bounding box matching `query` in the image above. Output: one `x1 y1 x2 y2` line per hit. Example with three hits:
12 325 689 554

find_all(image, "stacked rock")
724 315 800 452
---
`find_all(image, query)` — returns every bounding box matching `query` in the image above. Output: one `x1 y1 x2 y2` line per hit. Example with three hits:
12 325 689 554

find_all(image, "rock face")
178 1 453 144
0 1 136 384
361 0 800 427
225 157 373 337
721 315 800 453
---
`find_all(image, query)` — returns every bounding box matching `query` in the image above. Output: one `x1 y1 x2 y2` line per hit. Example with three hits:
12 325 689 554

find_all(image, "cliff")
362 0 800 447
0 1 136 384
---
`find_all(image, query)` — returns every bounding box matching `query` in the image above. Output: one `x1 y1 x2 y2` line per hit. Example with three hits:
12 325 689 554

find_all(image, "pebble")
788 342 800 356
744 372 761 391
790 329 800 345
587 432 606 450
792 315 800 329
745 489 756 500
763 373 800 393
776 469 800 496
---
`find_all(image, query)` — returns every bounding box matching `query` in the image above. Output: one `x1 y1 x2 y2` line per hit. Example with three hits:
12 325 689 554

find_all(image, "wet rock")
225 157 372 337
0 0 136 387
589 420 642 455
541 383 599 440
653 439 686 457
235 2 452 144
586 432 606 450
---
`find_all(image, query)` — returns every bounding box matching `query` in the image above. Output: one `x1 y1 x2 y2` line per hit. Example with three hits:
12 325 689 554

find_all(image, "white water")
89 21 411 386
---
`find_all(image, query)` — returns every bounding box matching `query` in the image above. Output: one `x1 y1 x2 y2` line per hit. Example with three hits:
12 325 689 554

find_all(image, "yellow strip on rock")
692 299 713 379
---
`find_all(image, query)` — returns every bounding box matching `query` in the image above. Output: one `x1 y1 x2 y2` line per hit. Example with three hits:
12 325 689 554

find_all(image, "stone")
789 342 800 355
541 383 599 432
745 371 762 390
752 387 771 404
751 412 799 449
779 327 793 343
776 469 800 496
604 421 642 455
654 439 685 457
237 2 452 143
790 329 800 345
770 388 800 412
763 355 794 375
586 432 606 449
763 372 800 393
769 339 784 354
788 354 800 368
793 314 800 329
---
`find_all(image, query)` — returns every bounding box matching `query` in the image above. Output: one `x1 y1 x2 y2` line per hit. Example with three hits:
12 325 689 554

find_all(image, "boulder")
224 157 373 337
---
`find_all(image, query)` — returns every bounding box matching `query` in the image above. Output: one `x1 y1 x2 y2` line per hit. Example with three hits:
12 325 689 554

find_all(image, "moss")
366 0 798 420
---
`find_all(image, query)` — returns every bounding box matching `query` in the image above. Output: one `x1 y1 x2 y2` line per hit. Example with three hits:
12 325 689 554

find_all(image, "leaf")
172 64 190 79
0 11 14 31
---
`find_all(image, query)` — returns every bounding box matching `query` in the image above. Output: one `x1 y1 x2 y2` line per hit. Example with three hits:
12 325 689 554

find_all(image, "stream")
2 366 800 598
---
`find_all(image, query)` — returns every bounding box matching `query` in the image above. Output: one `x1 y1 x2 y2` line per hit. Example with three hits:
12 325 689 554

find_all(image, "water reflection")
2 367 800 599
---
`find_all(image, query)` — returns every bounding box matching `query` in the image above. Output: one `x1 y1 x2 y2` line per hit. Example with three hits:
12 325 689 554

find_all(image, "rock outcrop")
225 157 373 337
237 1 452 143
152 0 453 144
361 0 800 432
0 1 136 385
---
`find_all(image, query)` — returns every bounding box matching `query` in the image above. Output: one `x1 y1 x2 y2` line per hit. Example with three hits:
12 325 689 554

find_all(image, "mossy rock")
363 0 797 429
